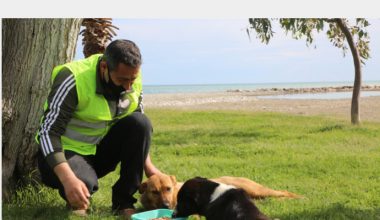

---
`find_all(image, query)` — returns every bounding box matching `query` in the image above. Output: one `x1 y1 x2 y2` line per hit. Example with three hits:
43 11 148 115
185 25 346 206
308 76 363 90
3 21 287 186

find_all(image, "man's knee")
66 153 99 194
118 112 153 135
78 175 99 194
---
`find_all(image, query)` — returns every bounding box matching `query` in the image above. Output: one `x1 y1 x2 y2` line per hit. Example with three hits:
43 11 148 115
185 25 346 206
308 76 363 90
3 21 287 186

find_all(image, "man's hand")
144 154 162 178
54 162 90 209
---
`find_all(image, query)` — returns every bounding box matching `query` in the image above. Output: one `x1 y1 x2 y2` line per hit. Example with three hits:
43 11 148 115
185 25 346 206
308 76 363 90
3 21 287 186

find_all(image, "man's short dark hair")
103 39 142 71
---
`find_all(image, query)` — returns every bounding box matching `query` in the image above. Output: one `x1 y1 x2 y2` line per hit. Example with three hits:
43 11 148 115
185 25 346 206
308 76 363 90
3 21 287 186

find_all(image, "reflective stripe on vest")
69 118 107 129
63 128 103 145
63 117 108 145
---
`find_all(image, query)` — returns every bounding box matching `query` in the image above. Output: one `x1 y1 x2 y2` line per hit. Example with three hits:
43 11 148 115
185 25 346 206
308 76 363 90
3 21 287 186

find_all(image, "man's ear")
99 60 109 82
99 60 107 72
170 175 177 185
139 182 148 194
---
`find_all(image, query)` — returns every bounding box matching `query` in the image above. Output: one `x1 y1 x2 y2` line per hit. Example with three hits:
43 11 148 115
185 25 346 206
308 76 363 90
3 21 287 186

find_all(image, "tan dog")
139 173 301 210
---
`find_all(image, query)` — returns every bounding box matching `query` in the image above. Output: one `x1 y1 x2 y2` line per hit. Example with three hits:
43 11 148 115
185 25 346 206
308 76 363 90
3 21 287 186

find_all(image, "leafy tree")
2 18 82 200
2 18 119 200
247 18 371 125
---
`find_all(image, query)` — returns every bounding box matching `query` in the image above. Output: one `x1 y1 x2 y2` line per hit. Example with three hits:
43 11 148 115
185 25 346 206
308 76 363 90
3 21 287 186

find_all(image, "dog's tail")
246 188 303 199
272 190 303 199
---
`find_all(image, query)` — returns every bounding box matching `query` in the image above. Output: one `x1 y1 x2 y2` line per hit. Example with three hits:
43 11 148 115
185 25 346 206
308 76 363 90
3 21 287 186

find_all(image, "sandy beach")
144 86 380 123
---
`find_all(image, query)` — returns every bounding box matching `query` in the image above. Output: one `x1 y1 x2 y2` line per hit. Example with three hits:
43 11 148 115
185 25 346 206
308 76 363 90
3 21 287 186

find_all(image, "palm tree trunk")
335 18 361 125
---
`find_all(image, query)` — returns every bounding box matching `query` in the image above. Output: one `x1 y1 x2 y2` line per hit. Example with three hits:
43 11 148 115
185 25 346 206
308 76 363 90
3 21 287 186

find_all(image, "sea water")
143 81 380 99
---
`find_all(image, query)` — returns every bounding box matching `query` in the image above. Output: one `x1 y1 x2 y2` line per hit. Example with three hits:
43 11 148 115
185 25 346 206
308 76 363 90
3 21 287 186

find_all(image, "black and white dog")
173 177 270 220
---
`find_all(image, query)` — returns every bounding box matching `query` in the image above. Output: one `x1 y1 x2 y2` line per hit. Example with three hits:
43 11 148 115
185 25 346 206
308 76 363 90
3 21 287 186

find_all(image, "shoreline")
225 85 380 96
143 85 380 122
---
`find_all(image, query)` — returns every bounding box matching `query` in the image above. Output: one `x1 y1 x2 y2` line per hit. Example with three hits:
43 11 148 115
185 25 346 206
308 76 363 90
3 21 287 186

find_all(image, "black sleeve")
38 68 78 168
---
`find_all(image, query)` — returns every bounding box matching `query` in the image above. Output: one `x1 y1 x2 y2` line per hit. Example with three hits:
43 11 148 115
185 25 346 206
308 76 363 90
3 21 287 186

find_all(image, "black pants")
38 112 152 210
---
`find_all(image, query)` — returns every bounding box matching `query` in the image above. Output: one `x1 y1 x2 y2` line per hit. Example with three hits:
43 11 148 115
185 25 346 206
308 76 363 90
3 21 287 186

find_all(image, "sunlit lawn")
4 109 380 220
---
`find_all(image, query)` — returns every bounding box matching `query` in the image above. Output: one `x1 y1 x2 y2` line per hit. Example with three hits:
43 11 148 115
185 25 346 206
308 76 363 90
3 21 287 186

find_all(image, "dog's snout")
162 202 170 209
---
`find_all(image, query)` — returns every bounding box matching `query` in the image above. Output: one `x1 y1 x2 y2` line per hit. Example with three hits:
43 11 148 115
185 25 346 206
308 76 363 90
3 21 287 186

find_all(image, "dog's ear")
139 182 148 194
170 175 177 185
194 193 200 204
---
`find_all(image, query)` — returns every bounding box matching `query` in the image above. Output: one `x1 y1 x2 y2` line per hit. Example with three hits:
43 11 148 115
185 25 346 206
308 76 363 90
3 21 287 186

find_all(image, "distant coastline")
226 84 380 96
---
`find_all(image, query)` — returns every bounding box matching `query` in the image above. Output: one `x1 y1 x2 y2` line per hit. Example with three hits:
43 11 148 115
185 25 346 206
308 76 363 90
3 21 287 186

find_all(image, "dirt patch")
144 91 380 123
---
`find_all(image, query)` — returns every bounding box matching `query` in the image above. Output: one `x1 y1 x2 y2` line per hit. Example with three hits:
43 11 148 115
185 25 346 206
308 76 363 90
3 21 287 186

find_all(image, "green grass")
4 109 380 220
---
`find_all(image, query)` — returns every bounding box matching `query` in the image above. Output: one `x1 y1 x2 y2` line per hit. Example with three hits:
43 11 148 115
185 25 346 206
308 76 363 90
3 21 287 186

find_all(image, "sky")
75 19 380 85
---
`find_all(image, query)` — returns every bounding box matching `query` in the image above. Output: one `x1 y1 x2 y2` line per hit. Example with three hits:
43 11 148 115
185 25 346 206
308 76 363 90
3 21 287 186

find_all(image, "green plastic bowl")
131 209 187 220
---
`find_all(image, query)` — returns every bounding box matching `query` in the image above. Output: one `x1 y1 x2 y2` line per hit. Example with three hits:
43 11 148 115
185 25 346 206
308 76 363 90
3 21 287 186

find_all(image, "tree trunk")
335 18 361 125
2 18 82 201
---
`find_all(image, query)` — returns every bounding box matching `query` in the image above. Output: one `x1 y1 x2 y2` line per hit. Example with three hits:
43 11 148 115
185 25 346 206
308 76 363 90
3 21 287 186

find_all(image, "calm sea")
143 81 380 99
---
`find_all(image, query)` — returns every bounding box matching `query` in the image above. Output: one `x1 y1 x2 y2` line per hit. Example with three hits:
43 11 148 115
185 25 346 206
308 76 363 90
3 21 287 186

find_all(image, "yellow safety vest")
37 54 142 155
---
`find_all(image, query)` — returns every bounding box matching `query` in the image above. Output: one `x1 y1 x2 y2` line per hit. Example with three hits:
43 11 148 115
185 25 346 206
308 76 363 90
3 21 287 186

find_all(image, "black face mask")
106 70 125 95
